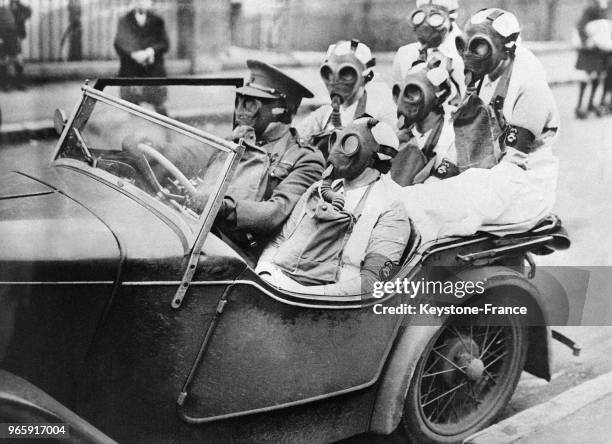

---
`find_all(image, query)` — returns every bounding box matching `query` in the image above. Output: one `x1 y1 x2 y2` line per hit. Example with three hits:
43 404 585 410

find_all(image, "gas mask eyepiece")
410 5 451 48
321 39 376 107
411 9 446 29
328 118 399 181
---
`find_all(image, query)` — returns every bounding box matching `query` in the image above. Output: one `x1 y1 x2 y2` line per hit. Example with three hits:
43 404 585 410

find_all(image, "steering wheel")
122 140 197 197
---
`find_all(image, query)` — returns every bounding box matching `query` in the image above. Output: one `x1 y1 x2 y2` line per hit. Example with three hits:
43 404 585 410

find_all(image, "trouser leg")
13 55 26 90
587 77 600 112
0 59 9 92
575 78 589 119
601 69 612 111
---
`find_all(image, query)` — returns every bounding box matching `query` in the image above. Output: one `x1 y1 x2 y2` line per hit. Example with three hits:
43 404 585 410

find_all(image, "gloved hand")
188 189 234 221
232 125 257 145
188 188 209 213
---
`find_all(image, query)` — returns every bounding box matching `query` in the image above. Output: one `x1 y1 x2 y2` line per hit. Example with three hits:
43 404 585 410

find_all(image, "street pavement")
2 83 612 443
468 370 612 444
513 393 612 444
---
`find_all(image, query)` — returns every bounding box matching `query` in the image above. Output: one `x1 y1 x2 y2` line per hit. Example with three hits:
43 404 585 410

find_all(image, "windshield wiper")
73 128 95 166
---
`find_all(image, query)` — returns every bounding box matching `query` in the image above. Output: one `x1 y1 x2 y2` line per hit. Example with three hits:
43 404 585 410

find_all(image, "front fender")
370 265 559 435
0 369 116 444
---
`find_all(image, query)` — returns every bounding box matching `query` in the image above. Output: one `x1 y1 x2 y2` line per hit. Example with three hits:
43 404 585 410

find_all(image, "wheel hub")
441 336 482 385
461 353 485 381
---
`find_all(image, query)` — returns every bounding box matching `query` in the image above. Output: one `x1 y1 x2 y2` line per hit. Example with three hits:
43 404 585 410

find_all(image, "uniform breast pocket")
270 161 293 182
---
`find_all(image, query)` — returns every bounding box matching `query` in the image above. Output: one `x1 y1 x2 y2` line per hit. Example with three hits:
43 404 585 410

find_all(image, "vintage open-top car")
0 78 573 443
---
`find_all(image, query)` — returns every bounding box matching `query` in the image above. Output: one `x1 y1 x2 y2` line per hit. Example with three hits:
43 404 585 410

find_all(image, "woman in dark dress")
575 0 609 118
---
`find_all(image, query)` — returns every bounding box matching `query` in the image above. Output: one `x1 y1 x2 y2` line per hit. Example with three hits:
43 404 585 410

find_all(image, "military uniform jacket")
226 124 325 243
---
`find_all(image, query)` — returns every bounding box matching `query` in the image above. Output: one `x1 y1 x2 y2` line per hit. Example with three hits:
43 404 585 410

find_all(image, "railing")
21 0 183 62
17 0 594 63
232 0 592 52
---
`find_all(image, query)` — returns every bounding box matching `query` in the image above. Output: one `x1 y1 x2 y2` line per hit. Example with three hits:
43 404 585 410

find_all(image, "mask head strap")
479 9 520 56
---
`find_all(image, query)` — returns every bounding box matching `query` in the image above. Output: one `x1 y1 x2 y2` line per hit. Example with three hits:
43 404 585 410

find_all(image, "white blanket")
397 149 559 244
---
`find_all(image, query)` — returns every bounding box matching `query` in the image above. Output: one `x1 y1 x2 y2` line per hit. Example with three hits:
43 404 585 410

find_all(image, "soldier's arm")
257 187 312 265
228 149 325 234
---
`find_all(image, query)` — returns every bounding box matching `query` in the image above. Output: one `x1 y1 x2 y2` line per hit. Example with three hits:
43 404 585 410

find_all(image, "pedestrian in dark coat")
0 4 20 90
10 0 31 41
7 0 31 90
114 0 169 114
574 0 609 118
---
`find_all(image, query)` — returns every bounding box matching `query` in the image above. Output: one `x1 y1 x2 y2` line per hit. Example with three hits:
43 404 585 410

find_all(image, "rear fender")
0 370 116 444
370 266 557 435
444 267 557 381
369 325 440 434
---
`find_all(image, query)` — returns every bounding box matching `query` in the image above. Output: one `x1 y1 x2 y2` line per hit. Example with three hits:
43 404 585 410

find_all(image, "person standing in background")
392 0 465 108
0 0 26 91
114 0 169 115
574 0 610 119
8 0 30 90
0 3 17 91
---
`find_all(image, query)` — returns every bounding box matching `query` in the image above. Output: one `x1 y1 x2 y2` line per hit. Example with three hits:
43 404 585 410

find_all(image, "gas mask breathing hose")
330 95 343 128
319 166 345 211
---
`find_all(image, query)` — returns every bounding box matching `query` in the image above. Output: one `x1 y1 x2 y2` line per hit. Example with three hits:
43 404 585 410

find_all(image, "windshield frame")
51 82 245 253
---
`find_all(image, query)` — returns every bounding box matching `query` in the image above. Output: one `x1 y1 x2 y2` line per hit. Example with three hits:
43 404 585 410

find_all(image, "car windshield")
54 86 239 224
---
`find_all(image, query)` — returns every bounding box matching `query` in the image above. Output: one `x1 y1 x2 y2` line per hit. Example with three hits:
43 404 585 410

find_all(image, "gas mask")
327 118 399 181
410 4 452 49
234 94 287 139
320 40 375 108
234 59 313 139
458 9 520 84
393 65 452 128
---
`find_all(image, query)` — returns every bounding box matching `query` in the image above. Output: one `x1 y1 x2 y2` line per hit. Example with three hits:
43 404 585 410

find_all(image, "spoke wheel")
402 296 529 443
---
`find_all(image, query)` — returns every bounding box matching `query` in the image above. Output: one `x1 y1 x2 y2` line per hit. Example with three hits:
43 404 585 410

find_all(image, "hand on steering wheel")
121 135 197 198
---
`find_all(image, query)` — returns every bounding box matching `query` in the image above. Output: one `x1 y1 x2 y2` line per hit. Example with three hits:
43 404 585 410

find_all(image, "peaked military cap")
236 59 314 112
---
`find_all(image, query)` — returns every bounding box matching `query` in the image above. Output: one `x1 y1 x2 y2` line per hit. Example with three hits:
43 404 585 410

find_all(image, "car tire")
401 293 529 444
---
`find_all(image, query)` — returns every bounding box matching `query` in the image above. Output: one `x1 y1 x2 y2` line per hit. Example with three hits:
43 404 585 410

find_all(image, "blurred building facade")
18 0 601 63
